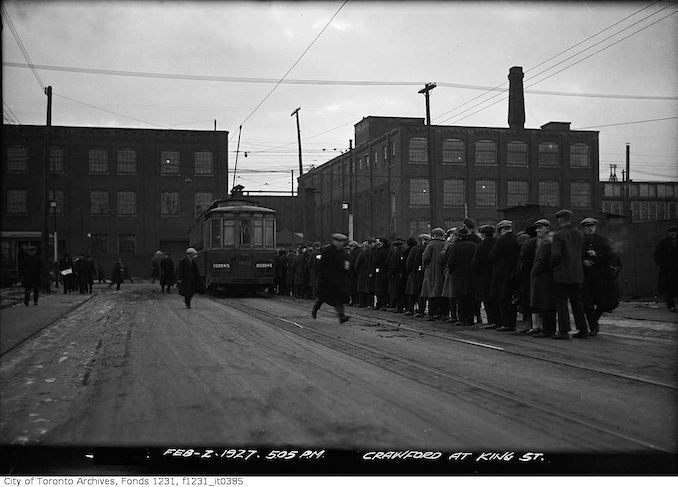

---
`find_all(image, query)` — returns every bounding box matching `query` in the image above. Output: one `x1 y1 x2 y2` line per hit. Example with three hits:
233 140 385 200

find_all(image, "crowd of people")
273 210 677 335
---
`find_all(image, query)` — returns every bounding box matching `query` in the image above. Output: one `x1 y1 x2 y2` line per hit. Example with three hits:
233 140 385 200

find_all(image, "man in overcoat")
420 227 446 320
550 209 588 339
19 246 43 306
175 247 202 309
387 239 405 312
405 234 429 316
346 241 360 306
372 237 391 310
489 220 520 331
654 225 678 312
355 239 374 307
581 217 618 335
309 242 322 299
160 252 175 293
312 233 350 323
529 219 557 338
109 258 123 290
473 225 499 328
517 225 538 329
447 226 478 326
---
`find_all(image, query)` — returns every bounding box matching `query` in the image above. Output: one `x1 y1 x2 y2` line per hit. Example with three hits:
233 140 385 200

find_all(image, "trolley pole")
418 83 437 228
43 86 53 293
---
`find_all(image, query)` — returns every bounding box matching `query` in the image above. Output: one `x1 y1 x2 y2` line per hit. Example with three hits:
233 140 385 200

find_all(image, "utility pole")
348 139 354 240
291 107 304 242
291 107 303 177
418 82 437 227
625 143 631 217
43 86 52 293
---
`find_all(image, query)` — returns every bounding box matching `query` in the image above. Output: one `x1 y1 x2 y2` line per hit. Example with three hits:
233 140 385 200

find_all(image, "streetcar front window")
211 219 221 248
253 219 263 247
240 219 251 247
264 219 275 248
223 220 235 247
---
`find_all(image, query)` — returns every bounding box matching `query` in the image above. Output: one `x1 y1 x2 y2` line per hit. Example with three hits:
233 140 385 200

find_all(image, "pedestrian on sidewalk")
109 258 123 290
654 225 678 313
19 246 43 306
160 252 175 293
176 248 202 309
311 233 351 323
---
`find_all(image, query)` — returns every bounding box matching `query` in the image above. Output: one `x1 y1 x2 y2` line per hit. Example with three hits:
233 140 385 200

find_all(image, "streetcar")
189 197 277 294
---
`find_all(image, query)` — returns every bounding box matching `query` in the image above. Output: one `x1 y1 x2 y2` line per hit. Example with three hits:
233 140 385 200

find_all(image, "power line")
574 116 678 130
54 92 169 128
3 101 21 124
1 4 44 90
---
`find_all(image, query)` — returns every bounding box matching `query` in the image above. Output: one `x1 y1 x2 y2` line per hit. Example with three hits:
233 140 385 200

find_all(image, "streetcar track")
268 296 677 391
210 296 675 453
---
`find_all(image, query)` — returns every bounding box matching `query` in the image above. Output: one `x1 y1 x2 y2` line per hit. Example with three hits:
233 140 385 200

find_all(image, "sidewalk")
611 300 678 323
0 290 95 355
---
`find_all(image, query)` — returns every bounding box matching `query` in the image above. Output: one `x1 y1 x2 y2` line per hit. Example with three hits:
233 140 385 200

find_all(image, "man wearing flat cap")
372 237 391 310
653 225 678 312
420 228 447 320
387 239 406 312
529 219 557 337
405 234 430 316
312 233 350 323
354 239 373 307
488 220 520 331
472 225 500 328
551 209 588 338
581 217 618 335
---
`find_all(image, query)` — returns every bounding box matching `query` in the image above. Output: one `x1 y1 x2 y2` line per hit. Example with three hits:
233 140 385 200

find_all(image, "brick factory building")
298 67 601 242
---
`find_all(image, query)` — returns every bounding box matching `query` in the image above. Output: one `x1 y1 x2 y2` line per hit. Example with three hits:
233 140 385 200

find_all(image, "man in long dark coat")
387 239 405 312
73 254 91 294
346 241 360 306
551 209 588 339
517 225 538 329
175 247 202 308
308 242 322 299
489 220 520 331
312 233 350 323
58 253 74 294
654 225 678 312
420 228 446 321
447 226 478 326
109 258 123 290
292 246 307 298
284 248 296 296
355 239 373 307
405 234 429 316
530 219 557 338
160 252 175 293
473 225 500 328
581 217 618 336
464 218 484 324
372 237 391 310
20 246 43 306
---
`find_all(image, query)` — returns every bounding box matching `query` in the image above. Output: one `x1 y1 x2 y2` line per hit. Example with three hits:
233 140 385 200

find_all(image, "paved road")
1 284 676 452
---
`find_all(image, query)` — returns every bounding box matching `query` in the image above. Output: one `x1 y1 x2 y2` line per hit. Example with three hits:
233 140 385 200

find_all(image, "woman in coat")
447 227 478 326
529 220 557 338
420 227 447 320
405 234 429 316
175 248 202 308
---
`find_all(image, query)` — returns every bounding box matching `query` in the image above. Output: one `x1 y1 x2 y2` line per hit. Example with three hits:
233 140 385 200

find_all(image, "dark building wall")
600 181 678 222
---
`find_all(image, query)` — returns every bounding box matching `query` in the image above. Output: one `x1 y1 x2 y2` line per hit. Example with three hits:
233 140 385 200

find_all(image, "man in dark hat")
345 240 360 306
654 225 678 312
160 252 175 293
312 233 350 323
309 241 322 299
447 226 478 326
421 228 447 320
354 239 373 307
19 246 44 306
405 234 430 316
489 220 520 331
551 209 588 338
176 248 202 308
581 217 618 335
530 219 557 338
517 224 539 331
372 237 391 310
387 238 406 312
473 225 500 328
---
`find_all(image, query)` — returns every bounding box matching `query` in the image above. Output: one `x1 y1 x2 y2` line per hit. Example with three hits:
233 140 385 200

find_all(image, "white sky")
3 0 677 191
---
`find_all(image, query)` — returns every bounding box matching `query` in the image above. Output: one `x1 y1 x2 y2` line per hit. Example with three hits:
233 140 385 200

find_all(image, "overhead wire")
1 4 44 90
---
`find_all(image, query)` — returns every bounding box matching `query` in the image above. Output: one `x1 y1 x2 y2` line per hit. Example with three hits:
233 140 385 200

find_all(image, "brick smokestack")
508 66 525 129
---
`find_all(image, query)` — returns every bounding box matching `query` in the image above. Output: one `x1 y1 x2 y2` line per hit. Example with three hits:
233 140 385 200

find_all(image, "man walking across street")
550 209 588 339
654 225 678 312
312 233 351 323
19 246 43 306
176 248 202 309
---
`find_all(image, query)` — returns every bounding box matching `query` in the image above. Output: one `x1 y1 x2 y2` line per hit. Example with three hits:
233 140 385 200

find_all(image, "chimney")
508 66 525 129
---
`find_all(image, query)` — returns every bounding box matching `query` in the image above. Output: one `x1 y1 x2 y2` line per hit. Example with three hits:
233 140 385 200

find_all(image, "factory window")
475 140 497 166
88 148 108 174
443 179 465 207
6 189 27 215
538 142 559 166
409 219 430 237
507 180 529 207
603 183 623 198
442 139 465 164
629 184 639 198
194 192 213 217
408 137 428 164
48 189 64 216
648 184 657 199
49 146 64 174
570 143 590 167
194 150 213 175
657 184 675 199
117 191 136 216
91 234 108 254
90 190 109 216
7 145 27 173
668 202 677 219
506 141 528 166
538 181 560 207
475 180 496 207
117 148 137 174
118 234 136 254
570 182 591 208
638 183 649 198
160 191 179 217
161 150 180 175
409 178 430 207
602 200 624 215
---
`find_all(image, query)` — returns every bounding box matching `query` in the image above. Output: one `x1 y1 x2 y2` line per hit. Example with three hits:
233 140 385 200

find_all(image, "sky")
2 0 677 192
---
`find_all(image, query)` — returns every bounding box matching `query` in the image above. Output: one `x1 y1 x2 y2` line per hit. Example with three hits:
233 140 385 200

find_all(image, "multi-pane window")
90 191 109 215
408 137 428 164
117 148 137 174
538 181 560 207
7 189 27 214
506 141 528 166
538 142 559 166
602 200 624 215
117 191 136 216
160 191 179 217
118 234 136 254
475 180 496 207
49 146 64 174
48 189 64 216
638 183 649 198
7 145 27 172
443 179 465 207
507 180 529 206
88 148 108 174
475 140 497 165
409 219 430 237
603 183 623 197
570 182 591 208
194 150 213 175
91 234 108 254
161 150 180 175
570 143 590 167
195 192 214 216
409 178 430 207
657 184 675 199
442 139 465 164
